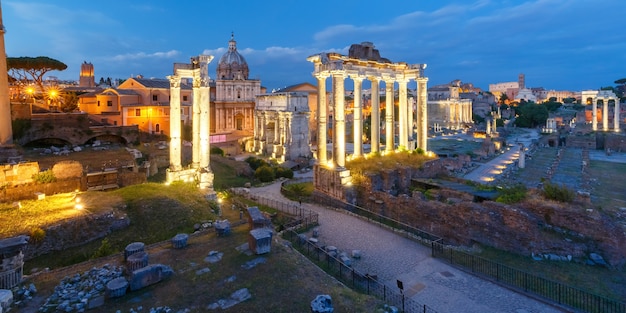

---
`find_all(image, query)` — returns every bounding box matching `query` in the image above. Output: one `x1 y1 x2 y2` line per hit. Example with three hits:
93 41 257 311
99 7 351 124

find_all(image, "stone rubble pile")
38 264 124 312
115 306 173 313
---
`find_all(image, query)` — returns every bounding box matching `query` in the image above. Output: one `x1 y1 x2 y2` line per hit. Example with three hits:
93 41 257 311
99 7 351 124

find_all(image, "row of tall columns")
591 100 621 132
448 102 472 124
315 74 428 169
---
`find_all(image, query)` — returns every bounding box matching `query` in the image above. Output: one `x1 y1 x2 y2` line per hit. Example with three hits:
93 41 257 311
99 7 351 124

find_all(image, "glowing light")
75 203 84 210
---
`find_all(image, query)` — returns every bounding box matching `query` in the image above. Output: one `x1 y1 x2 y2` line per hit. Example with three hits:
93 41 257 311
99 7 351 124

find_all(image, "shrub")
275 166 294 179
210 147 225 156
32 169 56 183
495 184 527 204
91 238 114 259
29 227 46 244
542 182 575 203
245 157 268 170
255 165 276 182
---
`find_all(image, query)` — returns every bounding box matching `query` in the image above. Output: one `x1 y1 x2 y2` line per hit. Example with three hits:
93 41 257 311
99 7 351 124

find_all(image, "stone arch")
84 134 128 145
22 137 72 148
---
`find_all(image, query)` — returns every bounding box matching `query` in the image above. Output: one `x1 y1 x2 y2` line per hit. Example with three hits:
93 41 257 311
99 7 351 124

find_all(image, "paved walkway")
246 178 564 313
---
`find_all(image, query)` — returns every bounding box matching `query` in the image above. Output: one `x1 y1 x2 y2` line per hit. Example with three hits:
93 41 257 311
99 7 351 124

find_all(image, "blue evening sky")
3 0 624 92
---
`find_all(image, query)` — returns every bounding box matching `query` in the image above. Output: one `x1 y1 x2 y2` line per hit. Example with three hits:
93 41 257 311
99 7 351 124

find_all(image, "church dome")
217 34 249 80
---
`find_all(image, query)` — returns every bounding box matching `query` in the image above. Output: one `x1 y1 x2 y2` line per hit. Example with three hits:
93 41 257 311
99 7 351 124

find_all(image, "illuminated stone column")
603 100 609 131
409 96 416 146
384 79 394 152
398 78 408 149
352 76 364 157
191 78 201 168
417 77 428 151
199 76 211 170
0 4 12 146
370 77 381 153
615 100 621 132
332 71 346 168
168 75 182 171
592 100 598 131
316 73 329 165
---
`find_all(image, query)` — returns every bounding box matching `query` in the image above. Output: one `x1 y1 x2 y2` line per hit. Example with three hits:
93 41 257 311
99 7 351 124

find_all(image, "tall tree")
6 56 67 93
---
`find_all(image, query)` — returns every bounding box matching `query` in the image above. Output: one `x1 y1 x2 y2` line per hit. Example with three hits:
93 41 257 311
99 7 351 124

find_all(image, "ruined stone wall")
0 162 39 185
0 179 83 202
22 209 129 260
357 186 626 267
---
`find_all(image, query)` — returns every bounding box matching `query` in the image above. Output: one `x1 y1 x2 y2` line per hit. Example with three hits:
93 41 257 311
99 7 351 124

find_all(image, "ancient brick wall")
356 185 626 267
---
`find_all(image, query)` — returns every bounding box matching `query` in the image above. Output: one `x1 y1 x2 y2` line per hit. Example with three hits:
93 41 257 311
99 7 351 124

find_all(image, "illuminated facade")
0 3 12 146
582 90 620 132
428 80 473 130
253 92 312 162
213 34 260 134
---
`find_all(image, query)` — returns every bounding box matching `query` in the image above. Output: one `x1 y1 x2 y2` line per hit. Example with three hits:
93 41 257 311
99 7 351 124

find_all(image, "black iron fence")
432 240 626 313
282 229 440 313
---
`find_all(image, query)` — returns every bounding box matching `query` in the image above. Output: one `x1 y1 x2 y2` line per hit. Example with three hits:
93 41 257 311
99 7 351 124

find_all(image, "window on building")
156 124 160 133
183 95 188 101
237 90 241 99
135 109 141 116
153 95 158 101
107 100 112 106
97 101 100 106
113 121 118 126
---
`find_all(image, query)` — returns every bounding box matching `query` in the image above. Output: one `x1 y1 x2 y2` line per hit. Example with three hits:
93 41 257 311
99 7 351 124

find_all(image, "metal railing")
432 241 626 313
282 229 439 313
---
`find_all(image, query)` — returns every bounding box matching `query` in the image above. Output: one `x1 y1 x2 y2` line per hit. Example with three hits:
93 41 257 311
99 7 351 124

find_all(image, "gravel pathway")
246 180 565 313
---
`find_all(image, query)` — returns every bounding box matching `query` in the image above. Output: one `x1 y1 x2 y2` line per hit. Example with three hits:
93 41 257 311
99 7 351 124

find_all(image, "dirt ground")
21 223 383 313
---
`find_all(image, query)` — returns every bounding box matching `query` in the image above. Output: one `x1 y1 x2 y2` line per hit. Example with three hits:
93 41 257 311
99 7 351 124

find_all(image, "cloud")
109 50 181 62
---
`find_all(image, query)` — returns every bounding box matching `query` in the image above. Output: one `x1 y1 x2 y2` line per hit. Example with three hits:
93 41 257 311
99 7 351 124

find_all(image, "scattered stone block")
126 251 149 272
246 206 272 229
88 294 105 309
106 277 128 298
308 237 318 244
215 220 231 237
205 251 224 263
129 264 173 291
171 233 189 249
248 228 273 255
312 227 320 238
351 250 361 259
297 234 307 244
195 268 211 275
34 192 45 200
241 257 266 270
589 253 607 267
124 242 145 261
311 294 334 313
0 290 12 312
340 255 352 267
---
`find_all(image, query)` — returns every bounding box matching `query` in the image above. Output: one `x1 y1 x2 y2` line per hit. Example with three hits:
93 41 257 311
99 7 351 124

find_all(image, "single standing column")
614 100 621 132
259 113 266 152
252 113 258 151
274 113 280 144
603 100 609 131
398 79 408 149
199 78 211 169
384 79 394 152
417 77 428 151
191 77 201 168
0 4 13 146
409 96 416 142
352 76 364 157
370 77 380 153
168 75 182 171
316 73 329 165
332 71 346 168
592 100 598 131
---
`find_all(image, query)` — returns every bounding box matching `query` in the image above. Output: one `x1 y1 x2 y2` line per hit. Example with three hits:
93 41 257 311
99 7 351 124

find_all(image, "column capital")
349 74 366 82
314 72 330 80
330 70 346 78
368 75 381 82
167 75 181 88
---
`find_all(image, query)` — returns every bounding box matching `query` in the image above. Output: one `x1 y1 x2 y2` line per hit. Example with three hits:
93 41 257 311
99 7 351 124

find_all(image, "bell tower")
79 61 96 87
